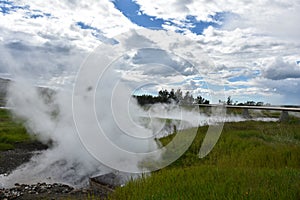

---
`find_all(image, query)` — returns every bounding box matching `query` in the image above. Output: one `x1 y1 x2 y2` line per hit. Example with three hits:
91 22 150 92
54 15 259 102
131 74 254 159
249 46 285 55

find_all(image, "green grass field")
109 120 300 200
1 106 299 199
0 109 31 151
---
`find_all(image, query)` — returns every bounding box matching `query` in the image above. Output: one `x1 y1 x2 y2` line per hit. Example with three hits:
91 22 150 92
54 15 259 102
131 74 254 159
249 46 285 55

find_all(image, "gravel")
0 182 73 199
0 182 112 200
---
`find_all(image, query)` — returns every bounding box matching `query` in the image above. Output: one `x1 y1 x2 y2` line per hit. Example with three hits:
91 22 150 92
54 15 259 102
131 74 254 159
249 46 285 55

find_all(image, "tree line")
133 90 266 107
223 96 266 106
133 88 210 106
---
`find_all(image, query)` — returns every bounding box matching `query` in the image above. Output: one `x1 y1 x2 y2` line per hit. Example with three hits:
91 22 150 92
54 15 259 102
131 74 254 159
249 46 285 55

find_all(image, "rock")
0 182 75 199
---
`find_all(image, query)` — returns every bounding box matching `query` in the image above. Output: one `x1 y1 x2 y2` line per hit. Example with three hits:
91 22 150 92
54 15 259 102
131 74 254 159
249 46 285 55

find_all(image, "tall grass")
159 121 300 169
110 167 300 200
109 120 300 200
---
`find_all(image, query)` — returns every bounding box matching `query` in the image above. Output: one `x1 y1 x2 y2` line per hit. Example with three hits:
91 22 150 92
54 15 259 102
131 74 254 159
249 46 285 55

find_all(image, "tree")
134 94 155 106
158 89 169 103
246 101 255 106
196 96 209 104
134 88 211 106
175 89 183 104
256 102 264 106
227 96 233 105
168 88 177 103
183 91 194 104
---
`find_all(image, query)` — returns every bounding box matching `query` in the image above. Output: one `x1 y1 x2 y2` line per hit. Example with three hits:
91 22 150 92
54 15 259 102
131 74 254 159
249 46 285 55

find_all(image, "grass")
109 119 300 200
0 106 299 199
110 167 300 200
0 108 31 151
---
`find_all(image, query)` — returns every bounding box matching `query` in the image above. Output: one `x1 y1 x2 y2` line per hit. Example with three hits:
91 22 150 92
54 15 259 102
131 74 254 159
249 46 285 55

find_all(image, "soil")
0 141 48 175
0 141 113 199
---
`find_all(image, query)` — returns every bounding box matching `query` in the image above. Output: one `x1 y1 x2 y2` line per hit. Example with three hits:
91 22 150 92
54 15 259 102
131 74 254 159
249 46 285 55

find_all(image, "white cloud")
134 0 221 22
181 25 299 104
262 57 300 80
0 0 136 50
0 0 138 87
134 0 300 40
256 78 300 105
0 0 299 104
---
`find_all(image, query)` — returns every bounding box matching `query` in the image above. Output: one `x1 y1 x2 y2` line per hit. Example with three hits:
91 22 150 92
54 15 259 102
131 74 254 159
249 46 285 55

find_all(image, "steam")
1 80 110 187
0 78 276 188
1 67 164 187
0 29 278 188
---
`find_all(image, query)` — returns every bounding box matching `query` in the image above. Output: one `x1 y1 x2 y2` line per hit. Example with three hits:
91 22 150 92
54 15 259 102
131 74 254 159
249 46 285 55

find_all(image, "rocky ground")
0 141 113 200
0 182 111 200
1 182 73 199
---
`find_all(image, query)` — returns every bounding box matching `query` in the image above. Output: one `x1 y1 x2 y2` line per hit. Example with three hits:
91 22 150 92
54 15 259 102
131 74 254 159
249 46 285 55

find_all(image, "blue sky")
112 0 222 35
0 0 51 18
113 0 165 29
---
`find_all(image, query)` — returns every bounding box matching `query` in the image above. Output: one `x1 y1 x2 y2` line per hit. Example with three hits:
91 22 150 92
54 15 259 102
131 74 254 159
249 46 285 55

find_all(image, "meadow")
1 107 299 199
109 119 300 199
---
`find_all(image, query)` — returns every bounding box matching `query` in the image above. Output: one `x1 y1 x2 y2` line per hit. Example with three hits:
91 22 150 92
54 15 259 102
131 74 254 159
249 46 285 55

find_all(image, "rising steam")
0 29 276 188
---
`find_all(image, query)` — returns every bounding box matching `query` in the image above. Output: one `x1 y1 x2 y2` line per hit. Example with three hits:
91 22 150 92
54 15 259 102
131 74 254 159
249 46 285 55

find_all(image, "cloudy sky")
0 0 299 105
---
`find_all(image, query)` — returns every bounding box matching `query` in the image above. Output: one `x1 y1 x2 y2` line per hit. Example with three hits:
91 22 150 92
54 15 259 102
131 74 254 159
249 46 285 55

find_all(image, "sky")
0 0 300 105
